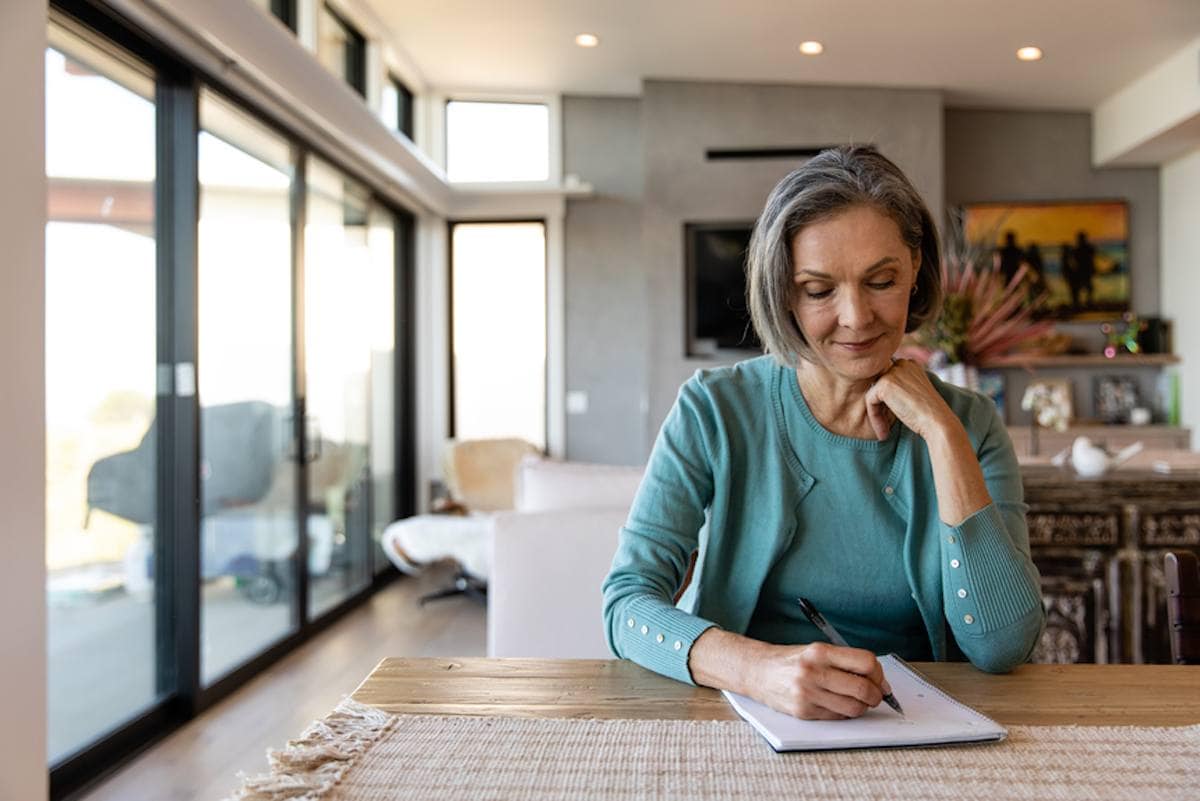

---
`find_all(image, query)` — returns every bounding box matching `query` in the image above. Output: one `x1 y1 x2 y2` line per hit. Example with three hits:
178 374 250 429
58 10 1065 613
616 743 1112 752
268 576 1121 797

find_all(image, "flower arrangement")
1021 380 1072 432
911 213 1056 366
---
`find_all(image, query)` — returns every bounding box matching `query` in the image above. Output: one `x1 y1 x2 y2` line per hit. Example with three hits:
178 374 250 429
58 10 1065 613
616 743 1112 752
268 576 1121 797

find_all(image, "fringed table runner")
227 700 1199 801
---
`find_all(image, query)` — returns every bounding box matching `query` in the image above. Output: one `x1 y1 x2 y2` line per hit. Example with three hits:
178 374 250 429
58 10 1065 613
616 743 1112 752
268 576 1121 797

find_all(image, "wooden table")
353 657 1200 727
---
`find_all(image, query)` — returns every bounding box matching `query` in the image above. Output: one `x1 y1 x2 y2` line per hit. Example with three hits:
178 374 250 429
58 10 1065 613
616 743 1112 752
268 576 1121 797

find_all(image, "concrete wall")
946 109 1160 314
561 81 945 462
945 109 1164 424
563 96 647 464
641 80 944 447
1161 147 1200 448
0 0 49 797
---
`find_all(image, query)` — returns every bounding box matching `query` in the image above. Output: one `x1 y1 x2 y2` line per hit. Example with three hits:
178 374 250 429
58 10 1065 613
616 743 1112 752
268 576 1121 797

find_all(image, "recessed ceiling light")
799 41 824 56
1016 46 1043 62
575 33 600 48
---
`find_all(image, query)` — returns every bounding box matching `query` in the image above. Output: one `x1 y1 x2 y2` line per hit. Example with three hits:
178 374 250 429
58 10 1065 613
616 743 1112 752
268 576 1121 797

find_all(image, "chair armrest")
487 507 628 659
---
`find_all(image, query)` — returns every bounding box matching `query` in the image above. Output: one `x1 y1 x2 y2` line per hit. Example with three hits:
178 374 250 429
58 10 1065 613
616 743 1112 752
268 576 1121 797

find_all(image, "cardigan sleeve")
601 377 721 685
938 400 1045 672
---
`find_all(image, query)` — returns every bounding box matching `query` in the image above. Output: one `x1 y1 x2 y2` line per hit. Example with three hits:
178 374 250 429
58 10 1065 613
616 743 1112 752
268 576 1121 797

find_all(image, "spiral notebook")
722 654 1007 752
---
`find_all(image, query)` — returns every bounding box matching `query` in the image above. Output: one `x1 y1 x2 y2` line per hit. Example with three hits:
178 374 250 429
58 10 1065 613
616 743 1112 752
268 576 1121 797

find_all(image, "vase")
932 362 980 392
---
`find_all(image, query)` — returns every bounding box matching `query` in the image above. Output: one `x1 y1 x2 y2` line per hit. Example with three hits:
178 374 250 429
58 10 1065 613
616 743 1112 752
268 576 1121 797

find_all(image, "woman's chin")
826 351 891 382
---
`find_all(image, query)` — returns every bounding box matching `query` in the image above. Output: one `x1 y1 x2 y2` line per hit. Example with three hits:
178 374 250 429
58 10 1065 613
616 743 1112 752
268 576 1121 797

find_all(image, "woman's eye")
868 280 896 290
805 288 833 299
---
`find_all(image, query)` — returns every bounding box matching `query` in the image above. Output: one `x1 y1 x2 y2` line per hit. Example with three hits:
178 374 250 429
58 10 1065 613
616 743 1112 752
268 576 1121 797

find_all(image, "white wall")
1160 146 1200 448
1094 35 1200 166
0 0 48 796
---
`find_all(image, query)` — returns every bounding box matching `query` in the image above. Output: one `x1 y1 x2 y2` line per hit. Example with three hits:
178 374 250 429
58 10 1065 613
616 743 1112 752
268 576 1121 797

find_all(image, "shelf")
978 353 1181 369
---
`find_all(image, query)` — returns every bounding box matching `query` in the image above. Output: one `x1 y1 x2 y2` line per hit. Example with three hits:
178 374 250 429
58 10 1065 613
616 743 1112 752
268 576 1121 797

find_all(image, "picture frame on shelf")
1022 378 1074 431
961 199 1129 321
1094 375 1140 424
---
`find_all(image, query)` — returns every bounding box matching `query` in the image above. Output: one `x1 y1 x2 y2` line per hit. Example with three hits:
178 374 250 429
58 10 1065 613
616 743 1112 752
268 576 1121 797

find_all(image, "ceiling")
364 0 1200 110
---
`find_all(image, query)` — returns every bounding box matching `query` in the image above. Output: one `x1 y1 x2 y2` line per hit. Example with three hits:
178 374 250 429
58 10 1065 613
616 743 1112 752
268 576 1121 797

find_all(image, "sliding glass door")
44 22 163 765
196 89 300 685
45 6 414 792
304 159 397 616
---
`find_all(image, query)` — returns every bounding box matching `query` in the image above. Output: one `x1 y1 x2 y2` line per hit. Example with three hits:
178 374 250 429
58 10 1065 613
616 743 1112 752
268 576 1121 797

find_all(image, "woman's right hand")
749 641 891 720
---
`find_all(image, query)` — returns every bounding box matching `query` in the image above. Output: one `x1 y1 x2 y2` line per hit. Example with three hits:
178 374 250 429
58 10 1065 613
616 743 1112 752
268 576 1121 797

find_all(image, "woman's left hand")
864 359 956 441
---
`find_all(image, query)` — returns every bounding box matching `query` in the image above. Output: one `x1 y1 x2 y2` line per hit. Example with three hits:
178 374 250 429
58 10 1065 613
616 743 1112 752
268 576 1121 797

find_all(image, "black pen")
797 596 905 717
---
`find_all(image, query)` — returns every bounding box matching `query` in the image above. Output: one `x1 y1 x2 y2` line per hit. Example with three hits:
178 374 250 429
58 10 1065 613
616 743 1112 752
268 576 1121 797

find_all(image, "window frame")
435 92 563 189
386 71 415 140
445 218 549 450
320 2 367 98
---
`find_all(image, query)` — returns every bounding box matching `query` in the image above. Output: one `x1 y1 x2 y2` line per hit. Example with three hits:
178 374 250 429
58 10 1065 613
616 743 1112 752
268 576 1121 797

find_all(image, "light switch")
566 390 589 415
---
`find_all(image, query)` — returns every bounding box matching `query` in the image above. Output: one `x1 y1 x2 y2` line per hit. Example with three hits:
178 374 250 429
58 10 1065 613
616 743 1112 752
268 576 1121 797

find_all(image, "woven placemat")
226 700 1199 801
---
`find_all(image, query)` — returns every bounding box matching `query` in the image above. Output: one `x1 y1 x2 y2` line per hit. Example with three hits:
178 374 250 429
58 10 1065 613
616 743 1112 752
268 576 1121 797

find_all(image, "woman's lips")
835 334 883 353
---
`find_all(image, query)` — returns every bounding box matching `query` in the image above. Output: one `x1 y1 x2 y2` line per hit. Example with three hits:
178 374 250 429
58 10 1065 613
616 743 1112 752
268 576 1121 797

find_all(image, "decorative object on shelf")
1157 370 1182 426
1094 374 1141 424
1130 407 1152 426
1101 312 1145 358
962 199 1130 320
1050 436 1143 478
1022 379 1073 431
1138 317 1173 354
977 370 1005 413
910 211 1055 390
926 352 979 391
1022 378 1073 457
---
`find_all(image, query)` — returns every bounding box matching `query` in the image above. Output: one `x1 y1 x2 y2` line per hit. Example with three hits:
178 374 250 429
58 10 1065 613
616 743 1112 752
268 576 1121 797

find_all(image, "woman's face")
790 204 920 382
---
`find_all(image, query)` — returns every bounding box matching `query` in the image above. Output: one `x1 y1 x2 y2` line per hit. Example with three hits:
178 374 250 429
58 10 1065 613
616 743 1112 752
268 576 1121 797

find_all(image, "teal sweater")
601 356 1044 685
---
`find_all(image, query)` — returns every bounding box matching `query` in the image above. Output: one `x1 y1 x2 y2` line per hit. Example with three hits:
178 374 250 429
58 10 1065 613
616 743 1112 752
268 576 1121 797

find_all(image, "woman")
602 145 1044 721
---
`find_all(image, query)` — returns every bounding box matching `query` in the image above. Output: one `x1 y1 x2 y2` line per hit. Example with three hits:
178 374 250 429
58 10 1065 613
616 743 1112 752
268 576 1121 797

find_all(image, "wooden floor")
80 563 486 801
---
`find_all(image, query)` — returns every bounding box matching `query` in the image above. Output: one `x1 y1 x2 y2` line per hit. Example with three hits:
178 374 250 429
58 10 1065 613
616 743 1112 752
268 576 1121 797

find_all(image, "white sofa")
487 457 644 658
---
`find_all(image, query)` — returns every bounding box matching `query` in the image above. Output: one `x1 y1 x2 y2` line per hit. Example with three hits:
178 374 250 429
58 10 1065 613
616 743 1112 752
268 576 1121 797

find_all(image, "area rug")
224 700 1199 801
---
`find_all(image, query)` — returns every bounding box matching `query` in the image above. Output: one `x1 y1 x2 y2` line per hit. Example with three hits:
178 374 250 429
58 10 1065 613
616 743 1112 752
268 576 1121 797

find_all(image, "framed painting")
1094 375 1141 424
961 199 1130 320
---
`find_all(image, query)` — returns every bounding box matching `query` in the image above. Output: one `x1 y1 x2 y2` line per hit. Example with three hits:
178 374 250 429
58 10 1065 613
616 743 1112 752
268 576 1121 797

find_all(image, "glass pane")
369 207 397 574
197 89 298 685
451 223 546 448
446 101 549 183
381 81 398 131
44 27 160 764
317 4 365 96
305 159 393 612
381 76 413 139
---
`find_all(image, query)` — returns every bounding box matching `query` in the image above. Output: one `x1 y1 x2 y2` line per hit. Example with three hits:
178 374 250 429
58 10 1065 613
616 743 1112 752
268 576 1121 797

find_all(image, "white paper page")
723 655 1007 751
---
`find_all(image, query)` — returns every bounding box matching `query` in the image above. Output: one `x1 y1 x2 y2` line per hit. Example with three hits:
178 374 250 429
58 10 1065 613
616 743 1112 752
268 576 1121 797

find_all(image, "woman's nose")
836 289 873 329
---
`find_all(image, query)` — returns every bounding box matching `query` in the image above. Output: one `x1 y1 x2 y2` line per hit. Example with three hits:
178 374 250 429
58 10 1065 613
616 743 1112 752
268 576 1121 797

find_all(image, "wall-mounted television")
685 222 760 357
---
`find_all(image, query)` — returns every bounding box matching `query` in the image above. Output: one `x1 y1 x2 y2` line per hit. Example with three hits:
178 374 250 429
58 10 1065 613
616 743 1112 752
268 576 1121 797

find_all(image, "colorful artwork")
962 200 1130 320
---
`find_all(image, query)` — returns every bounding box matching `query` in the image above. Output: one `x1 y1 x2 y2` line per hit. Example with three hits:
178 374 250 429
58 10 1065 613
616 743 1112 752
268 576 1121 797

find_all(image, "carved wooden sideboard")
1021 466 1200 664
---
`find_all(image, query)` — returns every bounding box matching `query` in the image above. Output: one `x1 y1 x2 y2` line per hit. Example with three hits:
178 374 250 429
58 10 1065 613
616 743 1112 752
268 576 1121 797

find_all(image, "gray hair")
746 145 942 365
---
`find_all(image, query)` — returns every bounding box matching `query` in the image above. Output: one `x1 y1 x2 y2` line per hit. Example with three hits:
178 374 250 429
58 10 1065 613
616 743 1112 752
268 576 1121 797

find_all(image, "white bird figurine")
1059 436 1144 478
